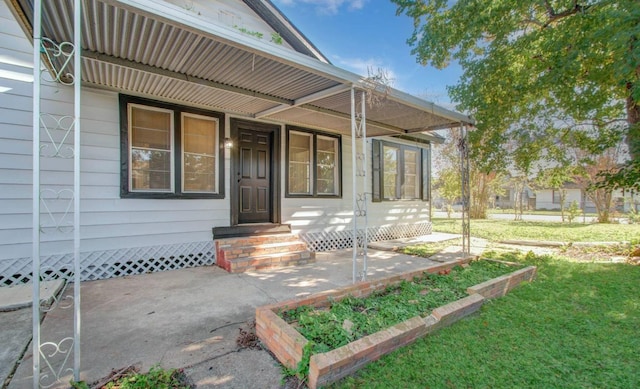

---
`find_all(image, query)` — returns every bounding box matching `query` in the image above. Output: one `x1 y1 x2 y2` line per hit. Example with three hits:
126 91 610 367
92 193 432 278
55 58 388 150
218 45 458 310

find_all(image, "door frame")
229 118 281 226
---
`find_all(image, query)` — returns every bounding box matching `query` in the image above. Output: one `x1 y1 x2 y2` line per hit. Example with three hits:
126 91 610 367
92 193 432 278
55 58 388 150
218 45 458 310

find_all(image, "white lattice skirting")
0 241 215 287
1 222 432 287
299 222 433 252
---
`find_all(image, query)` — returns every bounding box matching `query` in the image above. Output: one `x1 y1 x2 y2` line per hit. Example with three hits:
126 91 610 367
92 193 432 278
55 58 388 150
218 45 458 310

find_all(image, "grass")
280 260 521 354
432 218 640 242
331 252 640 388
487 208 599 217
400 239 460 257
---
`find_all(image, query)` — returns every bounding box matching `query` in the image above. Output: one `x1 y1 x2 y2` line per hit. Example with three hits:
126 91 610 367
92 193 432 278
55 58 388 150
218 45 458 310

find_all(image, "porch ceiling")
11 0 474 136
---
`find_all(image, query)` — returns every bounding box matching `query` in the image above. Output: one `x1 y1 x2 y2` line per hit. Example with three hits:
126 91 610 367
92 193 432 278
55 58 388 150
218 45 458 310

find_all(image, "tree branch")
542 1 593 28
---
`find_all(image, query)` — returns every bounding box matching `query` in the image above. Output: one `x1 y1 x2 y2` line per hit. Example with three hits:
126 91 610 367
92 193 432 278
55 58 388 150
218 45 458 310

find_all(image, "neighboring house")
535 184 637 213
495 186 536 210
0 0 472 286
535 184 591 211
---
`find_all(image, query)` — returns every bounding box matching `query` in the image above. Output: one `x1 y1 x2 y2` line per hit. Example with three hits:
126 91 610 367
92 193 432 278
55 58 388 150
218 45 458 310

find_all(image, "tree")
434 167 461 218
535 166 577 222
469 168 505 219
572 143 623 223
432 129 506 219
509 130 546 220
393 0 640 190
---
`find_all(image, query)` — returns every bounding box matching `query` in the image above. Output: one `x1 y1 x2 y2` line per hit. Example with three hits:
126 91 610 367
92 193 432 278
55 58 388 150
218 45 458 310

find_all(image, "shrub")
567 200 581 223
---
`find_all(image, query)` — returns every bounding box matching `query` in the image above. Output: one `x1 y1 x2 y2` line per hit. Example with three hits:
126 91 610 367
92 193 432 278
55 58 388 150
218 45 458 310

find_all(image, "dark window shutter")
422 147 430 201
371 139 382 202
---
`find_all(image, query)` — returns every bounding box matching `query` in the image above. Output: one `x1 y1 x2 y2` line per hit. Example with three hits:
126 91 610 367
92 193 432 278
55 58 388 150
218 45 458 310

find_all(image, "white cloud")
333 55 397 87
277 0 366 15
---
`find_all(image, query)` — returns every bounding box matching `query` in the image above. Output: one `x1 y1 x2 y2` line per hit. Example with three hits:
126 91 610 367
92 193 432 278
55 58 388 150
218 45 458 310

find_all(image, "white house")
0 0 473 286
536 185 638 214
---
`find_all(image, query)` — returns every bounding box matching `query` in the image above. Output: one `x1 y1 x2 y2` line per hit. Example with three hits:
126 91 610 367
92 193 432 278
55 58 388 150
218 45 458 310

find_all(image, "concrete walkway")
1 234 477 389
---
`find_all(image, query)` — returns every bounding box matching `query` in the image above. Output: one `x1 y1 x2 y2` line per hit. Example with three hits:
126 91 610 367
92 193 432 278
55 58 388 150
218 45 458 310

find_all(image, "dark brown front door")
231 120 280 225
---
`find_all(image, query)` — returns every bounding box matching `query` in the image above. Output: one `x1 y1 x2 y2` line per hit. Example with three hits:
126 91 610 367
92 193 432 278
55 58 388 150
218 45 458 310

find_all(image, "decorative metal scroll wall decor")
32 1 82 387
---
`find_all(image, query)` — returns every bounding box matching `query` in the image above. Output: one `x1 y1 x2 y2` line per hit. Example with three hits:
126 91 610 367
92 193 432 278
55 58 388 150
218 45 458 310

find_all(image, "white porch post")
350 88 368 283
31 1 42 386
32 0 83 385
73 0 83 379
459 124 471 255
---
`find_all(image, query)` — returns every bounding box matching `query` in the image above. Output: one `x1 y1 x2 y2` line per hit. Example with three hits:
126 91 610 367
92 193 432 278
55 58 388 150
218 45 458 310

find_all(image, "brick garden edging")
255 258 537 389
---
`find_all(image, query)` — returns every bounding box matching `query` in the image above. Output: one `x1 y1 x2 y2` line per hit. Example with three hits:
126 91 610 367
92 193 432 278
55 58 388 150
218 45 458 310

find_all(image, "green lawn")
487 208 599 217
332 252 640 388
432 218 640 243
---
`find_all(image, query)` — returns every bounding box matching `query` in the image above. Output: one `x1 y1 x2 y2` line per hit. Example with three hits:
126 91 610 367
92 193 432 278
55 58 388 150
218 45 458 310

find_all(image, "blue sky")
272 0 462 108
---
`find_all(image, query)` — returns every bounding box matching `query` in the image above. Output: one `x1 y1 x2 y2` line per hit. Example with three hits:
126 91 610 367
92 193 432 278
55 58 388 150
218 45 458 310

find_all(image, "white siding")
0 85 232 261
536 188 593 210
163 0 296 51
0 1 231 263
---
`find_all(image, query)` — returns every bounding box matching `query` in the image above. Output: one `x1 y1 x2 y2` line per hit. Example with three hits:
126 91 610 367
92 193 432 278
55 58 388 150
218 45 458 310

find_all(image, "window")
372 139 430 202
129 105 173 192
182 113 218 193
120 95 225 199
552 189 561 204
286 127 341 197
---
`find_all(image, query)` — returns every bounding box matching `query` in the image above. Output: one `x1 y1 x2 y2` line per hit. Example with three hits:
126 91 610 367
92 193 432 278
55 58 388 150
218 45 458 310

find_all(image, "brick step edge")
228 251 316 273
221 242 310 258
215 234 302 247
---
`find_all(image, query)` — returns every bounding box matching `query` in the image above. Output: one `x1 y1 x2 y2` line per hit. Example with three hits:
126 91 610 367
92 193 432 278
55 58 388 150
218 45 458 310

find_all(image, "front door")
231 120 280 225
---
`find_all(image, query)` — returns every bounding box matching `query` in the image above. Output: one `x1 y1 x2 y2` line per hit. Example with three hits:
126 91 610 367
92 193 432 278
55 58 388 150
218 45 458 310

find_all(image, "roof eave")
105 0 473 127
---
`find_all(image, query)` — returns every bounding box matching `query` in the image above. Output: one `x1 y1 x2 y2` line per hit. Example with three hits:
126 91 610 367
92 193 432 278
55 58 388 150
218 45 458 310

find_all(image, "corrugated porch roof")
9 0 473 137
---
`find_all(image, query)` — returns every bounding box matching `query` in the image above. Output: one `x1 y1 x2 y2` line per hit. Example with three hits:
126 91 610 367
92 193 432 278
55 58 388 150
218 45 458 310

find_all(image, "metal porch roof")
10 0 473 136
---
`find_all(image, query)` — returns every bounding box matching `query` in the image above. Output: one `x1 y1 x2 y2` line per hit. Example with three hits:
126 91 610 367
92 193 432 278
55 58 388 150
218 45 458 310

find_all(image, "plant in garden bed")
279 260 523 353
71 364 191 389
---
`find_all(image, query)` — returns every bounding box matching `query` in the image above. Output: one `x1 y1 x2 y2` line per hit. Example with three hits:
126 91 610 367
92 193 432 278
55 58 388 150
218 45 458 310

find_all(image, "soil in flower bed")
279 260 523 353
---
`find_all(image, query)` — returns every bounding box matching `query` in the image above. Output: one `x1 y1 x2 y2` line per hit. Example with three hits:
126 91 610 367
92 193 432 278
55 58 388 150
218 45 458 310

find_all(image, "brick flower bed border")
255 258 537 389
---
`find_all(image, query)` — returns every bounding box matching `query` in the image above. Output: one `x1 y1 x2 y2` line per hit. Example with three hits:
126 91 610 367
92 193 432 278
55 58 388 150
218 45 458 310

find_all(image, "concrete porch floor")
1 234 485 388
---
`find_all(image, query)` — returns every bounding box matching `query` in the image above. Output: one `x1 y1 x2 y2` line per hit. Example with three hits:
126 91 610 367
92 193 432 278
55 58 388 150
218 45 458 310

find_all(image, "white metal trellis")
32 0 82 387
350 87 368 283
458 124 471 256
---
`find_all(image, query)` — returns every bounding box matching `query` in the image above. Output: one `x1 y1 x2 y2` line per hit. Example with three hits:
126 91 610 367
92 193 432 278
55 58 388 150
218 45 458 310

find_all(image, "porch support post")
32 0 83 385
73 0 82 379
351 88 357 283
350 87 368 283
458 123 471 255
31 1 42 386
